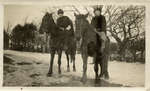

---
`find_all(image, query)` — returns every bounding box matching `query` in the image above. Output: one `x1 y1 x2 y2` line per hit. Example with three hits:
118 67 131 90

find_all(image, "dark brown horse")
39 12 76 76
74 13 110 83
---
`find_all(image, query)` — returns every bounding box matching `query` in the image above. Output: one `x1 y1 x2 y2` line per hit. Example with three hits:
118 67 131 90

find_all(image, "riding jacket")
91 14 107 54
91 15 106 34
57 16 74 32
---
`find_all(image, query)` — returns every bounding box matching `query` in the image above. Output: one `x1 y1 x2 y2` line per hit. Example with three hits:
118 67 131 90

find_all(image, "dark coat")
91 15 107 53
57 16 74 31
91 15 106 34
56 16 74 50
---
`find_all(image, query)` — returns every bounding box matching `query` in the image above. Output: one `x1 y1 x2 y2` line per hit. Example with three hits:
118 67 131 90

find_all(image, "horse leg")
58 50 62 74
81 53 88 84
104 64 109 79
47 50 55 76
72 54 76 72
99 57 104 78
65 51 70 72
94 55 99 83
103 55 109 79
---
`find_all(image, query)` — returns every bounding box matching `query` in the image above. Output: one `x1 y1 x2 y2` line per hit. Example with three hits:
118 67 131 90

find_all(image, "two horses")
40 12 109 83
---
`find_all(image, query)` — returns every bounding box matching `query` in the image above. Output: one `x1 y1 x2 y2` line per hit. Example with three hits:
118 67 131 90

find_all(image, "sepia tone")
3 5 145 87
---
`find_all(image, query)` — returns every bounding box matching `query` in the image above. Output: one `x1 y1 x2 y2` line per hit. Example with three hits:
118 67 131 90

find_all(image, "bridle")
75 18 86 48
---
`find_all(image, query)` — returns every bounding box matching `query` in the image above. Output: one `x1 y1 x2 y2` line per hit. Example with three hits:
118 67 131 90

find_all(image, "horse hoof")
73 69 76 72
81 78 86 84
47 73 52 77
67 68 70 72
104 75 109 79
58 71 61 74
95 79 98 84
98 74 104 79
95 79 100 84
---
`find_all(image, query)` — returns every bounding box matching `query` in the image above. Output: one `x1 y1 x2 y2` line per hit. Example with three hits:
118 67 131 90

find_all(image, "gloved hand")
60 27 65 31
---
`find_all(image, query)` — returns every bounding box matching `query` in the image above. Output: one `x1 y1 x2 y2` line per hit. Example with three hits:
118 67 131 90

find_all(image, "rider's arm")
96 16 107 38
69 19 74 31
66 17 73 31
101 16 107 34
99 18 107 41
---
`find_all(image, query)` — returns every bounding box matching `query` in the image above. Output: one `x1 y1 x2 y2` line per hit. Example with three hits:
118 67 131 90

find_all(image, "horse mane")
75 14 97 56
82 19 94 32
79 17 96 43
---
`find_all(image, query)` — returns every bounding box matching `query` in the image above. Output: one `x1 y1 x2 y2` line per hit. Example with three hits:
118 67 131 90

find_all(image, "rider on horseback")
56 9 75 51
91 7 110 79
91 7 107 54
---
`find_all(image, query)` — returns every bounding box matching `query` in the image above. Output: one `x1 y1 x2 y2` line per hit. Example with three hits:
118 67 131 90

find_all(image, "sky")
4 5 54 30
6 5 145 43
4 5 94 31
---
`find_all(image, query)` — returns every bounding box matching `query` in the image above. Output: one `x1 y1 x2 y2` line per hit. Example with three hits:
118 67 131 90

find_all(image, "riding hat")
58 9 64 14
94 7 102 13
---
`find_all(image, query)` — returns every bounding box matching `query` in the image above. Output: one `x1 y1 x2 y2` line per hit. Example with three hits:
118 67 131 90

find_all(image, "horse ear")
85 13 89 18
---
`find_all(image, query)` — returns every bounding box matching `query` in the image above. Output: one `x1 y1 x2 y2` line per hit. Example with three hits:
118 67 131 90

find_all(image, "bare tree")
105 5 145 61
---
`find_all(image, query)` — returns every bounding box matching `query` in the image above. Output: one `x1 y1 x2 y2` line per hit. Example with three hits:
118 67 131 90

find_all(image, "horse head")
39 12 56 35
74 13 89 41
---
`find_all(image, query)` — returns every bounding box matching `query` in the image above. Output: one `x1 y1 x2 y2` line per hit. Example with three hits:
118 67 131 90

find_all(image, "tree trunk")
131 51 136 62
140 50 145 62
118 44 126 61
119 51 125 61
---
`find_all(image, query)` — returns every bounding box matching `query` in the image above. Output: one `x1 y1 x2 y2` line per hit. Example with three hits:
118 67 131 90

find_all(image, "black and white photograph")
3 4 145 87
